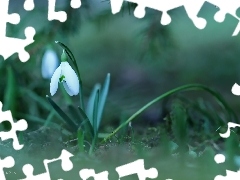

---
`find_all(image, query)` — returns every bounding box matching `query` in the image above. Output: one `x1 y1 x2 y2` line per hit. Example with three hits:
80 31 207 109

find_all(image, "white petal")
41 49 59 79
232 83 240 96
62 81 74 96
50 66 62 96
61 62 79 95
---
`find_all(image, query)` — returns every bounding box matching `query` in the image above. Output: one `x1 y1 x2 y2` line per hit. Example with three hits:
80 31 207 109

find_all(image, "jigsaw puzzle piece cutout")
20 164 50 180
116 159 158 180
44 149 74 172
109 0 240 34
24 0 35 11
197 2 239 37
232 7 240 36
79 169 109 180
109 0 124 14
207 0 240 22
215 170 240 180
48 0 67 22
48 0 81 22
110 0 207 28
236 7 240 18
0 0 36 62
47 159 79 179
0 27 35 62
20 149 74 180
0 101 28 150
0 0 20 37
109 0 183 25
0 156 15 180
70 0 81 9
183 0 207 29
207 0 240 36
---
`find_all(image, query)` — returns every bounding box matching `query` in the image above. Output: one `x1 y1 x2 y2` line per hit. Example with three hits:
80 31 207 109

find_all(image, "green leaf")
46 95 77 131
93 89 100 135
60 84 73 105
171 100 188 153
67 104 82 126
78 107 94 139
225 132 239 170
3 66 16 131
169 141 179 152
17 113 46 124
103 84 237 143
43 110 55 127
17 112 69 134
97 73 110 130
20 87 52 111
77 129 85 152
3 66 16 114
86 83 101 126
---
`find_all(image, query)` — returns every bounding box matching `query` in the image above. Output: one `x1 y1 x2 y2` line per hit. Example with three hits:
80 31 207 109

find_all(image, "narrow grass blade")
43 110 55 127
77 129 85 152
67 104 82 126
46 95 77 131
102 84 237 143
93 89 100 135
17 113 46 124
98 133 111 139
171 100 188 154
3 66 16 114
16 113 72 135
86 83 101 126
97 73 110 130
3 66 16 130
78 107 94 138
20 87 52 111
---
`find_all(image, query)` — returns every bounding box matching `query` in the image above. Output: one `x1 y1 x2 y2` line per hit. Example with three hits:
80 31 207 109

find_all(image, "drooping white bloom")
41 49 59 79
50 61 79 96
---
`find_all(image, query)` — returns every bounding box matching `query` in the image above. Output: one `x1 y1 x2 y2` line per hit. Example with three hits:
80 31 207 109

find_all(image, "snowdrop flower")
41 48 59 79
50 51 79 96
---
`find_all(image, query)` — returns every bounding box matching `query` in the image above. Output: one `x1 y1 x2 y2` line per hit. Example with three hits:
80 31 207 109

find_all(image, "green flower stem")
89 135 97 156
73 62 85 112
43 109 55 127
60 84 72 105
102 84 236 143
79 79 85 112
71 57 85 112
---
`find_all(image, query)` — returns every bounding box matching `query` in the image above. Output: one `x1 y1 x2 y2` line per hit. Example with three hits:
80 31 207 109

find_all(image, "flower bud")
41 48 59 79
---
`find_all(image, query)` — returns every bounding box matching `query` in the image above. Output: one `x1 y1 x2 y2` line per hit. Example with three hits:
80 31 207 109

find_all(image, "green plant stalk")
43 110 55 127
46 95 78 131
4 66 16 114
86 84 101 127
78 107 94 138
93 89 100 135
89 135 97 156
88 90 100 155
60 84 72 105
20 87 52 111
97 73 110 130
77 129 85 153
102 84 236 143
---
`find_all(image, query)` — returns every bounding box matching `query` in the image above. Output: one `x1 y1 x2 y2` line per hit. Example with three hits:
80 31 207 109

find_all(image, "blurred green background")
1 1 239 129
1 1 240 179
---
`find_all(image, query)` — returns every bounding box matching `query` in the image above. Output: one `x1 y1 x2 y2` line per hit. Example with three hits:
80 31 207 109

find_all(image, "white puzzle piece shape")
0 101 28 150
